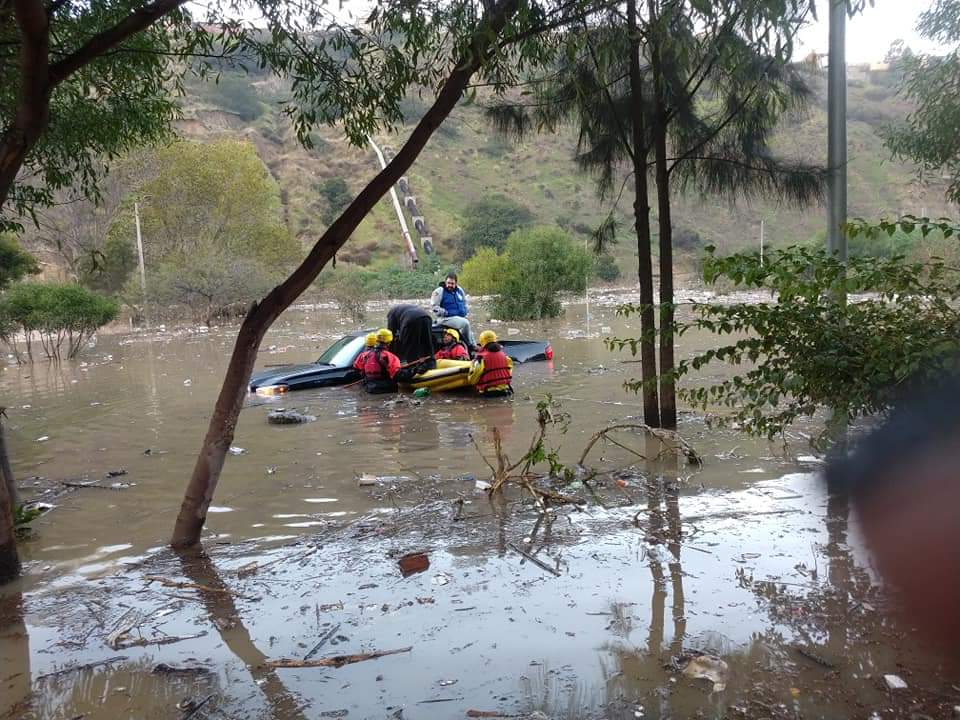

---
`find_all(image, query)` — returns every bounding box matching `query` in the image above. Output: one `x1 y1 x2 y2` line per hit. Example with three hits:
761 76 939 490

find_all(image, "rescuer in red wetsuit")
362 328 401 394
472 330 513 397
434 327 470 361
353 332 378 374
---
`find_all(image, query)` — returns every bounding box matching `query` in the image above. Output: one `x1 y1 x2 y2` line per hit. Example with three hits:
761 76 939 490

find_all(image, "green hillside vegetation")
19 62 959 305
178 64 956 273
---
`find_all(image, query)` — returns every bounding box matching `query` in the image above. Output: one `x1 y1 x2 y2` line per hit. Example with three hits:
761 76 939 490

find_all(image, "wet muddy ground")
1 295 958 719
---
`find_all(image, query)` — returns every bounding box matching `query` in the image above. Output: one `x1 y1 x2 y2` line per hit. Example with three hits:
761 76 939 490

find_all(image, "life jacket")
362 347 400 380
353 349 372 372
439 286 468 318
476 344 512 393
435 342 469 361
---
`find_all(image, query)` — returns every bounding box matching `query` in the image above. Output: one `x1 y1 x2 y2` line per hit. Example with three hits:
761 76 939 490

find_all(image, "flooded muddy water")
1 295 957 719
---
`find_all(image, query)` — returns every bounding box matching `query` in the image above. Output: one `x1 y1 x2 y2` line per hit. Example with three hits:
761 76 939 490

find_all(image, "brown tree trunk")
647 0 677 429
627 0 660 428
0 0 50 207
0 438 20 584
170 0 521 549
0 411 18 508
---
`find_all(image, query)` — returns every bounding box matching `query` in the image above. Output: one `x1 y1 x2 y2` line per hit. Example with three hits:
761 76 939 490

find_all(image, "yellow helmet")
365 332 377 347
478 330 497 347
443 327 460 342
376 328 393 344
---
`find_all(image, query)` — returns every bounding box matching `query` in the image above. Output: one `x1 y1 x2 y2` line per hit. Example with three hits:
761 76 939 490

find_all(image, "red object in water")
398 552 430 577
544 344 554 360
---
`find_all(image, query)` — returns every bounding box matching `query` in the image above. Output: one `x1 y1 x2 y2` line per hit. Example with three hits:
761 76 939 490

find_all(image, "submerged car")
249 327 553 395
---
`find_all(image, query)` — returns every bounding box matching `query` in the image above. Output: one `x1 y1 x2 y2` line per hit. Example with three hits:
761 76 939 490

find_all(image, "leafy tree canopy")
462 225 590 319
107 139 300 320
884 0 960 202
0 282 119 361
458 194 534 260
609 240 960 445
0 0 573 233
0 235 40 290
113 139 299 268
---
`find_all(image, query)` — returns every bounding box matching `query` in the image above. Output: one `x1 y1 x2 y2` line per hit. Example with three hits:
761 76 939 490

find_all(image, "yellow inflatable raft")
405 359 478 392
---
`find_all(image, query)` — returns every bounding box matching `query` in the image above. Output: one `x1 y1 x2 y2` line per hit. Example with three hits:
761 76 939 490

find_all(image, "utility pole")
368 136 418 267
134 201 149 327
827 0 849 446
827 0 847 267
759 218 765 267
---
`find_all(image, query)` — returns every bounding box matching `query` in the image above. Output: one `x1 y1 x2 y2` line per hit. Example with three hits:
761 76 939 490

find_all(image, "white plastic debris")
35 436 48 442
883 674 908 691
682 654 729 692
357 474 378 487
183 379 192 386
475 479 492 491
431 573 450 586
228 446 247 455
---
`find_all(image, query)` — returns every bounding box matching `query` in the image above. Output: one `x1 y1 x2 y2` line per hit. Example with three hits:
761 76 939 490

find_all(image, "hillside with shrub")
19 61 960 299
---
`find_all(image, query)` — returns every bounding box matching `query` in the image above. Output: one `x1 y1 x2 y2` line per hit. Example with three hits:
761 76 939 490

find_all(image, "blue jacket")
432 285 468 317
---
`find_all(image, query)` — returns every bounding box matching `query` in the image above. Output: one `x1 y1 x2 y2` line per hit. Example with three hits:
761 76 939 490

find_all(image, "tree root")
578 423 702 468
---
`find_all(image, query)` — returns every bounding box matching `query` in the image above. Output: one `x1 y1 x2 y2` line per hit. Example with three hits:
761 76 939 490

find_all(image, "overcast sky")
787 2 944 64
320 1 951 65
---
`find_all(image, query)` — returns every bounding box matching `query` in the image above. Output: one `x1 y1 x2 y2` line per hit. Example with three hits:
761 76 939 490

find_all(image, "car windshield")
316 335 365 367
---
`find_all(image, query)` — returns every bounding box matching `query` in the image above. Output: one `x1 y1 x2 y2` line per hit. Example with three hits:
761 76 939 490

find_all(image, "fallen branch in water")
115 631 207 650
143 575 257 600
507 542 560 577
264 646 412 668
578 423 702 468
35 655 127 681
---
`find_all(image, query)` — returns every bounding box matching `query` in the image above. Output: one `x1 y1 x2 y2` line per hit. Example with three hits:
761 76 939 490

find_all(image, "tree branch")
48 0 189 86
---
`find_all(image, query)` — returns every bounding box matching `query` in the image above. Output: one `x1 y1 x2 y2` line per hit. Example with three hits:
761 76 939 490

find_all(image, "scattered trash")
183 379 192 386
36 436 48 442
151 663 212 676
398 552 430 577
416 596 435 604
438 679 458 687
883 674 908 691
474 479 491 491
177 694 215 720
431 573 450 586
679 653 729 692
357 473 378 487
796 455 824 464
413 387 431 399
266 466 277 475
105 469 127 478
267 408 317 425
228 446 247 455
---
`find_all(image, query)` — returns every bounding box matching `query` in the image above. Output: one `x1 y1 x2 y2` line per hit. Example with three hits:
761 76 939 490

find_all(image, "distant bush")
318 177 353 226
458 195 534 261
316 258 444 306
201 72 265 121
593 253 621 282
674 227 705 252
0 283 118 362
863 87 891 103
78 235 137 296
462 226 591 320
328 267 369 323
0 235 39 290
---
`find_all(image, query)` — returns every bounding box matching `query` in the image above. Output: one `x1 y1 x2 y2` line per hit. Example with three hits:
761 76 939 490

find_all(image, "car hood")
249 363 333 388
